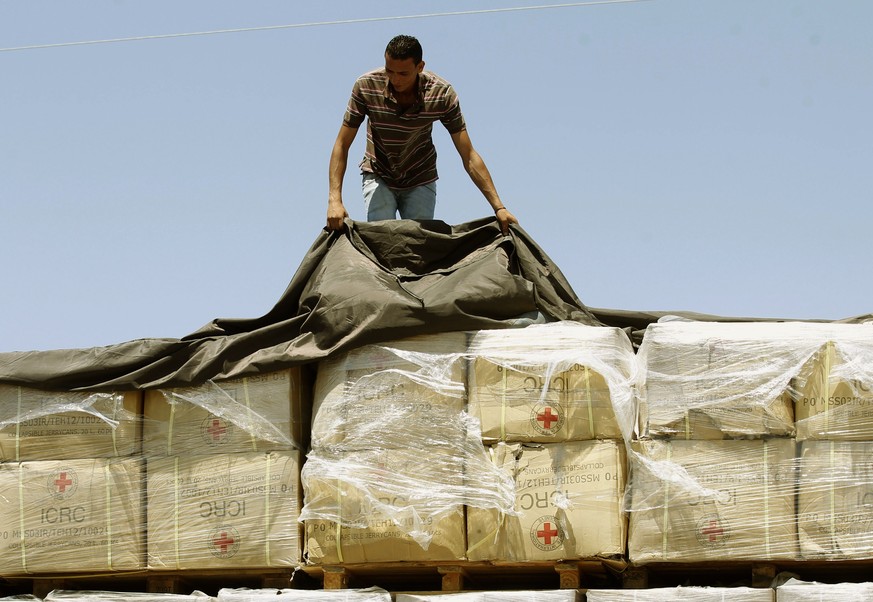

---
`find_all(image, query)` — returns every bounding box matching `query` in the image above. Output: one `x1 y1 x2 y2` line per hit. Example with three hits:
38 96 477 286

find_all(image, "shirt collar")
382 70 429 102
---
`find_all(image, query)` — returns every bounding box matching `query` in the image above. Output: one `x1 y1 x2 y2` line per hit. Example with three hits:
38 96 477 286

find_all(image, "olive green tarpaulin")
0 218 600 391
3 217 870 393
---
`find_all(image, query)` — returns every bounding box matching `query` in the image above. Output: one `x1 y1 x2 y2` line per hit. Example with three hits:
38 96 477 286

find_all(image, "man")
326 35 518 234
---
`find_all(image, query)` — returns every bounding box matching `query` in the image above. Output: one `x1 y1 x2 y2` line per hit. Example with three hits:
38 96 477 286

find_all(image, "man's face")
384 53 424 94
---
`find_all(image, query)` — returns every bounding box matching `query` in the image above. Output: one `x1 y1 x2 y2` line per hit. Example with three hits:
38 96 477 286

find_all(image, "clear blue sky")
2 0 872 352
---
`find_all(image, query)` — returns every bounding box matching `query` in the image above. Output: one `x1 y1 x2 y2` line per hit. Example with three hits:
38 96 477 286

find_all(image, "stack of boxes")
629 322 802 563
143 369 309 569
791 327 873 560
6 318 873 591
464 323 636 562
0 386 144 574
0 369 310 578
300 323 637 565
302 332 512 563
628 321 873 565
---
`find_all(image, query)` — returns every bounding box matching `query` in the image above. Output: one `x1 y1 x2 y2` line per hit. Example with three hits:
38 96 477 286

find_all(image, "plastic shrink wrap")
143 368 309 456
0 367 309 576
637 322 807 439
217 587 392 601
141 369 308 569
0 386 141 461
44 592 211 602
627 438 797 563
775 578 873 601
466 440 626 561
629 321 873 563
302 333 515 563
797 440 873 559
396 591 579 601
586 587 774 601
466 323 637 442
143 368 309 570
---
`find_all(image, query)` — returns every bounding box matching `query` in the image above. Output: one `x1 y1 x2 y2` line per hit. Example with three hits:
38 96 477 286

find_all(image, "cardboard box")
143 368 310 456
0 386 141 461
218 588 392 602
466 440 626 561
397 593 579 602
587 587 774 601
311 333 467 450
797 440 873 559
627 439 797 563
794 341 873 440
776 578 873 601
467 324 635 442
302 447 467 564
147 451 301 569
46 592 212 602
638 322 798 439
0 457 144 574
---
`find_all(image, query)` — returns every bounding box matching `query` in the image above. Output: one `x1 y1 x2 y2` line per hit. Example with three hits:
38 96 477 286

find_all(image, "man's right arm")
326 124 359 231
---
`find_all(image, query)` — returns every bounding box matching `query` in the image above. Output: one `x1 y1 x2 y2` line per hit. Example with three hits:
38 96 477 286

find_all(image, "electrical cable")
0 0 651 53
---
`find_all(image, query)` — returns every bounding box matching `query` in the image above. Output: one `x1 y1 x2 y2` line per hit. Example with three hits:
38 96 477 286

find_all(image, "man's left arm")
450 129 519 235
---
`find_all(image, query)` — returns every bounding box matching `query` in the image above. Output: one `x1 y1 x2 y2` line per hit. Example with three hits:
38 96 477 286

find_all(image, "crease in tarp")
0 217 600 392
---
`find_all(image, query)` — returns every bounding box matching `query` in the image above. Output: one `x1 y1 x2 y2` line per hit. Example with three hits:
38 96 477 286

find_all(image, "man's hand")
495 206 519 236
327 196 348 231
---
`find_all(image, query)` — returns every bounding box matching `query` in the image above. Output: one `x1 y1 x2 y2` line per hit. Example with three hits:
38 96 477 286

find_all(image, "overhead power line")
0 0 650 53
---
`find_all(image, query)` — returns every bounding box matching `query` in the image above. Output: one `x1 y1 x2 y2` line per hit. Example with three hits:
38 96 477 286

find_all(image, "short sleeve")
440 85 466 134
342 78 367 129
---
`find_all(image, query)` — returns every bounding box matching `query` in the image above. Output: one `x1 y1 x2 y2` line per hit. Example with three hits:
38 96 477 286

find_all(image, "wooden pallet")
621 559 873 589
301 558 627 591
0 568 313 598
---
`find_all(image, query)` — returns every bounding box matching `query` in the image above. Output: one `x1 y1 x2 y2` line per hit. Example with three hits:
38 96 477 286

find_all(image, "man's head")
384 35 425 95
385 35 423 65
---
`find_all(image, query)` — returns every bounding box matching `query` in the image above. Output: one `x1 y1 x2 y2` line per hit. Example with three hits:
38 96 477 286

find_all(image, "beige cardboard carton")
467 324 635 443
794 341 873 440
0 457 144 574
218 589 392 602
628 438 797 563
311 333 467 451
143 368 310 456
797 440 873 559
0 386 141 461
147 451 301 569
469 361 620 442
46 593 212 602
639 322 801 439
302 447 467 563
397 593 579 602
588 587 774 601
466 440 626 561
776 578 873 601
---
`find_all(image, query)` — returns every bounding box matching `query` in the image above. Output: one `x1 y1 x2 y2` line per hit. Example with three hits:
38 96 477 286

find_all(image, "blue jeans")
362 173 437 221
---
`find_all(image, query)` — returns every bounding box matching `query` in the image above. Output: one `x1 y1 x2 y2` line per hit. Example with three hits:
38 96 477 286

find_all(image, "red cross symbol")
537 407 559 429
700 520 724 542
213 531 235 553
206 419 227 441
55 472 73 493
537 522 559 545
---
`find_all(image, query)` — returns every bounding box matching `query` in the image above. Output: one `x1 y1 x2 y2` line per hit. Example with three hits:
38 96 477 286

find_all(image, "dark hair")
385 35 423 64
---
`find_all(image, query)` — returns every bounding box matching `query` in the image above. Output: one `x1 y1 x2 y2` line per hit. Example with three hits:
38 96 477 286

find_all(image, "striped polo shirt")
343 69 467 190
